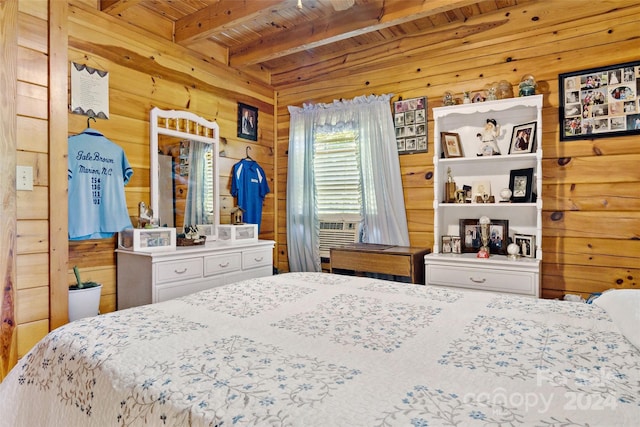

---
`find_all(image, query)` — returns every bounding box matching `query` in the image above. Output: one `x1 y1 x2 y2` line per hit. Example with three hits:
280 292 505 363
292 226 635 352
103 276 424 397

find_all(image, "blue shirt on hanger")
231 158 270 232
68 128 133 240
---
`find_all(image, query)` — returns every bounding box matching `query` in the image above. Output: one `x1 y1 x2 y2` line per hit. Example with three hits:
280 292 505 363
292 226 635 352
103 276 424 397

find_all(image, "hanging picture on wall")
559 61 640 141
393 96 428 154
237 103 258 141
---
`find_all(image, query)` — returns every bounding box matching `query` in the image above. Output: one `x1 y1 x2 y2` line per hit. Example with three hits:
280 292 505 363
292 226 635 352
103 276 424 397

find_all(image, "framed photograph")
559 60 640 141
393 96 428 154
514 234 536 258
441 132 463 158
509 122 536 154
459 219 509 255
441 235 452 253
451 236 461 254
471 180 491 202
237 102 258 141
509 168 534 203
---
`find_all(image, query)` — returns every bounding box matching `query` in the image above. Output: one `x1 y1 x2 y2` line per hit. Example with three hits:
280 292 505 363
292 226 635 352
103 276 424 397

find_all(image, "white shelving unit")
425 95 543 297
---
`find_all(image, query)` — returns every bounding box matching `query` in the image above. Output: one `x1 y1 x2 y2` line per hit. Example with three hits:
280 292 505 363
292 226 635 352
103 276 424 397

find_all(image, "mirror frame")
150 107 220 240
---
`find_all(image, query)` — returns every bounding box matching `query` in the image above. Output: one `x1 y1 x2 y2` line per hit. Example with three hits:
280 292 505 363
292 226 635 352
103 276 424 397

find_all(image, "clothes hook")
87 115 96 128
245 146 252 159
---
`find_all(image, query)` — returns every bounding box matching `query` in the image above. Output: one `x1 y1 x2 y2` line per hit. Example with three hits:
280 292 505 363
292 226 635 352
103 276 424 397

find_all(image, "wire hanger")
245 146 253 160
87 115 96 128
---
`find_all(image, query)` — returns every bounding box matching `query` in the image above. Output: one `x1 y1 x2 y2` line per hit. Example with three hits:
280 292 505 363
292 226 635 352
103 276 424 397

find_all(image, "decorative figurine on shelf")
463 91 471 104
230 206 245 225
137 201 154 228
477 216 491 258
519 74 537 96
443 91 456 106
484 82 498 101
497 80 514 99
476 118 501 156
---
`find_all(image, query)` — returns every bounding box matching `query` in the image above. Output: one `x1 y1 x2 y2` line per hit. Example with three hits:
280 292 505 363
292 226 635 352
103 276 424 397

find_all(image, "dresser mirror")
150 107 220 240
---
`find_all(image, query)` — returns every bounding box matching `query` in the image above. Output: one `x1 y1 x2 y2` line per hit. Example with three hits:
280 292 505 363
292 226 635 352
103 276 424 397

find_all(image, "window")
313 129 362 217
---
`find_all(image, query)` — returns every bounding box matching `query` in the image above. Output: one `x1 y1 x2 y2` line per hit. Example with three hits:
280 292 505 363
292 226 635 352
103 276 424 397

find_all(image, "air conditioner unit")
319 219 360 258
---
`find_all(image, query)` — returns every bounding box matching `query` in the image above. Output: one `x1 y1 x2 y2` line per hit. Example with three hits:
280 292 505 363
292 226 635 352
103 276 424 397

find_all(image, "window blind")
314 131 362 216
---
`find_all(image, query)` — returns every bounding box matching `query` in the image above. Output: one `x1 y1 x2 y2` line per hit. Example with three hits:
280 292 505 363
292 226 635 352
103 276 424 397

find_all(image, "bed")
1 272 638 426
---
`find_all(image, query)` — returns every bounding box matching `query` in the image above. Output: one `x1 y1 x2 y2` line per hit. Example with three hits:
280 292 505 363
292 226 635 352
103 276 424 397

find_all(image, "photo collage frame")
559 61 640 141
393 96 428 154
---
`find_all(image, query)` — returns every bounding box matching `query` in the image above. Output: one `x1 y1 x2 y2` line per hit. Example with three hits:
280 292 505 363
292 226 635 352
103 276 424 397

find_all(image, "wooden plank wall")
6 0 276 372
275 1 640 299
1 0 19 380
65 0 276 314
14 0 50 366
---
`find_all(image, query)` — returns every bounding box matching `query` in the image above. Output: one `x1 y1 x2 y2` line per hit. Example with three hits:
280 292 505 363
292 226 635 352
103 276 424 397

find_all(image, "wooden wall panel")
275 1 640 299
0 0 19 381
16 320 48 359
63 2 276 315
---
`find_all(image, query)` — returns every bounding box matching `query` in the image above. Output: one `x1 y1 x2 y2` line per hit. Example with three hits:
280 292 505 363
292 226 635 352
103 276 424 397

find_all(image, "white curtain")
184 140 210 227
287 94 409 272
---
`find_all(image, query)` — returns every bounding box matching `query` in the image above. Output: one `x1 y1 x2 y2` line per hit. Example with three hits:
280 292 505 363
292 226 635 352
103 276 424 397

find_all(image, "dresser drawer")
156 276 226 302
242 248 272 270
156 258 203 284
427 264 536 296
204 252 242 276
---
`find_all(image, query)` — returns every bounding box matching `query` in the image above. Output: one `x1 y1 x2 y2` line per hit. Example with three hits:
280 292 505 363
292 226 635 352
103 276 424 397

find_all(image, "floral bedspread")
1 272 638 426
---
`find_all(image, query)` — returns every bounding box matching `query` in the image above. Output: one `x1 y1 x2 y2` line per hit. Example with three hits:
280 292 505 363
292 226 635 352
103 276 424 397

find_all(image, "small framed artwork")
441 132 463 158
237 102 258 141
441 235 452 253
559 60 640 141
460 218 509 255
509 122 536 154
393 96 428 155
509 168 534 203
514 234 536 258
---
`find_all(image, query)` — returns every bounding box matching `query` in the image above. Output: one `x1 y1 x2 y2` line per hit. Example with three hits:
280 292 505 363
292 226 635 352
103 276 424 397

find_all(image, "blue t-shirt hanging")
68 128 133 240
231 158 270 232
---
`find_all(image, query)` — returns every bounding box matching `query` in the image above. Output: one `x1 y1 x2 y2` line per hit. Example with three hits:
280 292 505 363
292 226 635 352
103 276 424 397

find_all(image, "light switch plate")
16 165 33 191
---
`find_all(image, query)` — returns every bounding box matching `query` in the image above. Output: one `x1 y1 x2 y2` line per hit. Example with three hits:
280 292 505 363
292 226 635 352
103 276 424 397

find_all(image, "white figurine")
476 118 501 156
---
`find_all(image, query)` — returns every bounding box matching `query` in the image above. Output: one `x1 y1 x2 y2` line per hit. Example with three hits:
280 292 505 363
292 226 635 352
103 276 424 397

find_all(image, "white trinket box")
118 227 176 252
217 224 258 244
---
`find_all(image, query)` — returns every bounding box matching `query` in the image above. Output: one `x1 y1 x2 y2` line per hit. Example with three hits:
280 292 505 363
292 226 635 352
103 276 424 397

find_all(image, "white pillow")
593 289 640 350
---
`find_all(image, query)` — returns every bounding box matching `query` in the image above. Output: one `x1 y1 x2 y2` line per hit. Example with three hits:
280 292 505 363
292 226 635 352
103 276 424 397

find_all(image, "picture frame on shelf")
237 103 258 141
451 236 461 254
459 219 509 255
441 132 463 158
394 96 428 154
441 235 452 253
509 122 536 154
559 60 640 141
509 168 534 203
471 180 491 203
514 234 536 258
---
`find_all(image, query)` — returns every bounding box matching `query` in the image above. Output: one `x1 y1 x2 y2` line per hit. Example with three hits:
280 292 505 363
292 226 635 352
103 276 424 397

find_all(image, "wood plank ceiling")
100 0 527 89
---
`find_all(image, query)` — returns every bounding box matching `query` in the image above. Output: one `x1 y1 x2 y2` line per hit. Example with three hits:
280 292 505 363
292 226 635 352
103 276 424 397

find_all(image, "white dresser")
116 240 274 309
425 253 540 297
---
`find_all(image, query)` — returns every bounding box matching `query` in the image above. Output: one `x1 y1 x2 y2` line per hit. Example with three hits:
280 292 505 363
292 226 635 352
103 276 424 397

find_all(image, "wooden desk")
330 243 430 284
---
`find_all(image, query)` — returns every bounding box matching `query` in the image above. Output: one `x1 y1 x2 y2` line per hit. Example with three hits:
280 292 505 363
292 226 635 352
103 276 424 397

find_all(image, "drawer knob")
174 268 188 274
469 276 486 283
254 257 263 262
219 262 230 268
